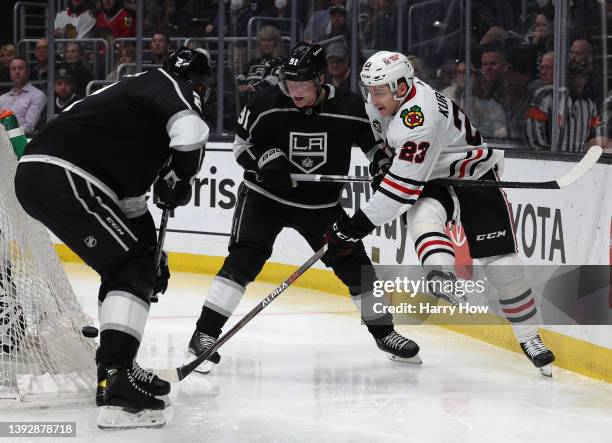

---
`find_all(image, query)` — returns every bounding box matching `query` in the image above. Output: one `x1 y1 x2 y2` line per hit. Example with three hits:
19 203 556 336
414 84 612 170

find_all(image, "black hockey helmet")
164 46 213 102
279 41 327 96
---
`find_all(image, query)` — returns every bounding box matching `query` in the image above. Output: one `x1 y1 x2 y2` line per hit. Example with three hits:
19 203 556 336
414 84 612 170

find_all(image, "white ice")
2 262 612 443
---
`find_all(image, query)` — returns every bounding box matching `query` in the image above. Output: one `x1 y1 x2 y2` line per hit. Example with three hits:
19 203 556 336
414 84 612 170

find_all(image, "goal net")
0 126 96 405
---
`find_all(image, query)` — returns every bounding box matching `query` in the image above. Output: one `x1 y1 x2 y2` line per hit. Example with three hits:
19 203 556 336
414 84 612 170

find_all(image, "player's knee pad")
406 198 454 266
479 253 539 331
203 275 246 318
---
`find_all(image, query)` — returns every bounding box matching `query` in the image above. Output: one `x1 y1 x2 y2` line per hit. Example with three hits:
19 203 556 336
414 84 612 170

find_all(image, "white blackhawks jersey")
362 77 504 226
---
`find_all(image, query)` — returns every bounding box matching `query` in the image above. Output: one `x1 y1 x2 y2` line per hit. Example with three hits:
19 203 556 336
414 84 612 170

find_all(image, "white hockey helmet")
360 51 414 103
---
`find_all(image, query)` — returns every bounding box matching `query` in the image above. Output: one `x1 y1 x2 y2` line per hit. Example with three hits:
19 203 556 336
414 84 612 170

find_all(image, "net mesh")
0 127 96 404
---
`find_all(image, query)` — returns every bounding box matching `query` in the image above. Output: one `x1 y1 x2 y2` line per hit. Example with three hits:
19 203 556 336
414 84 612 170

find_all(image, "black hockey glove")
323 210 375 265
369 145 394 191
256 148 293 191
154 167 193 210
151 251 170 303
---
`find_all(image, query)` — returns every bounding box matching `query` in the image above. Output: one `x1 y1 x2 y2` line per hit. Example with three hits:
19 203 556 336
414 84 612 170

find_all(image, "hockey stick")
155 244 328 383
291 146 603 189
150 208 170 303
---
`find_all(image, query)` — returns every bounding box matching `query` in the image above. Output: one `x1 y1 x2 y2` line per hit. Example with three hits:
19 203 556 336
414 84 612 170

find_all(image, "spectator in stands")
324 41 351 94
469 74 507 139
0 58 46 135
0 44 17 82
150 31 170 65
525 62 597 152
304 0 347 42
433 58 458 92
95 0 136 38
569 38 593 70
318 4 349 44
58 42 94 96
260 0 291 35
360 0 398 52
476 44 532 139
30 38 49 81
442 61 475 105
530 11 554 59
145 0 190 36
207 0 260 37
528 51 553 93
106 43 136 80
407 55 432 84
236 25 283 107
54 0 96 39
54 74 81 115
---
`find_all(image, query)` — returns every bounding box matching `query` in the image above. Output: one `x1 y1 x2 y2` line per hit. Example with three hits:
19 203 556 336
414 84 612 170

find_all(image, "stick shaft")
174 245 327 381
291 146 602 190
154 209 169 270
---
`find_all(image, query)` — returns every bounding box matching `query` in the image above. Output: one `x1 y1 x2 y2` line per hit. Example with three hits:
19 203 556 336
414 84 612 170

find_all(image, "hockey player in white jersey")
323 51 555 376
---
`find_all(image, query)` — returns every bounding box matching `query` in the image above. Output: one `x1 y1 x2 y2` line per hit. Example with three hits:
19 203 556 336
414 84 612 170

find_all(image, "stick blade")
556 145 602 188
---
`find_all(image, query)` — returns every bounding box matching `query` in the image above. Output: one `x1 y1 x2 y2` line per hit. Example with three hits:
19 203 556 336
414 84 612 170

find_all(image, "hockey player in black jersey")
187 42 421 374
14 47 212 428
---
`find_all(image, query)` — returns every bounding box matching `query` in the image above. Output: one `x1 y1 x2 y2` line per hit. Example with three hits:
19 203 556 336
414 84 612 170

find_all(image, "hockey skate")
520 335 555 377
375 331 422 364
96 364 168 429
96 360 171 406
187 330 222 374
426 269 467 307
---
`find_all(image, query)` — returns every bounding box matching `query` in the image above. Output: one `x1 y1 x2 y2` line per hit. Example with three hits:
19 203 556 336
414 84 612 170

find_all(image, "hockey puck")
82 326 99 338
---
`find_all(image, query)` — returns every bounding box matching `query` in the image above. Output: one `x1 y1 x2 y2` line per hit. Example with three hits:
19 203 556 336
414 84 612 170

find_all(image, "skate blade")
387 354 423 364
193 360 214 374
185 351 215 374
97 406 166 429
539 364 553 378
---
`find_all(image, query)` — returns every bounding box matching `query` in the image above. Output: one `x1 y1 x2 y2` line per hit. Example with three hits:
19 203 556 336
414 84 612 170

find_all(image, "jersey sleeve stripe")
377 186 417 205
386 170 425 185
381 177 422 196
468 148 493 176
459 149 483 177
450 152 470 177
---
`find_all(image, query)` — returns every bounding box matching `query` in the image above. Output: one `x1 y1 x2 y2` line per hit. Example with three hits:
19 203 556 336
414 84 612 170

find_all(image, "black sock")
196 306 229 338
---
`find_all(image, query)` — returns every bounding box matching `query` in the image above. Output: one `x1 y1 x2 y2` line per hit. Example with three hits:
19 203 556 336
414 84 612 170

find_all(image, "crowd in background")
0 0 610 154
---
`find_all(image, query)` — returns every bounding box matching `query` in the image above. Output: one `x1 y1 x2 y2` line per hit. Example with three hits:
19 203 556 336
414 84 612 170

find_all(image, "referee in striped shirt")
526 58 598 152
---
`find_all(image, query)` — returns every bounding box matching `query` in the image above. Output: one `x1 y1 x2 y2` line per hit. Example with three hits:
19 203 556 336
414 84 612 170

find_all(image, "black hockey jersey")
234 85 380 208
236 56 282 91
22 69 208 200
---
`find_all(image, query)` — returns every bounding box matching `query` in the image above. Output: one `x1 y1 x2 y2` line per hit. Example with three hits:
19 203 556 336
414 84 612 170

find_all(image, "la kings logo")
288 132 327 173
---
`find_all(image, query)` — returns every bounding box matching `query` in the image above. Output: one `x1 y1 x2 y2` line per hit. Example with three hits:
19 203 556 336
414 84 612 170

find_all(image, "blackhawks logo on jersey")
401 105 424 129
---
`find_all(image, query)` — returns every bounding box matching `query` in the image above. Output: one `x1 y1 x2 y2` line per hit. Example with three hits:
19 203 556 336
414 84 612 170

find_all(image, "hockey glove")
154 167 193 210
369 145 394 191
256 148 293 191
323 210 375 265
151 251 170 303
